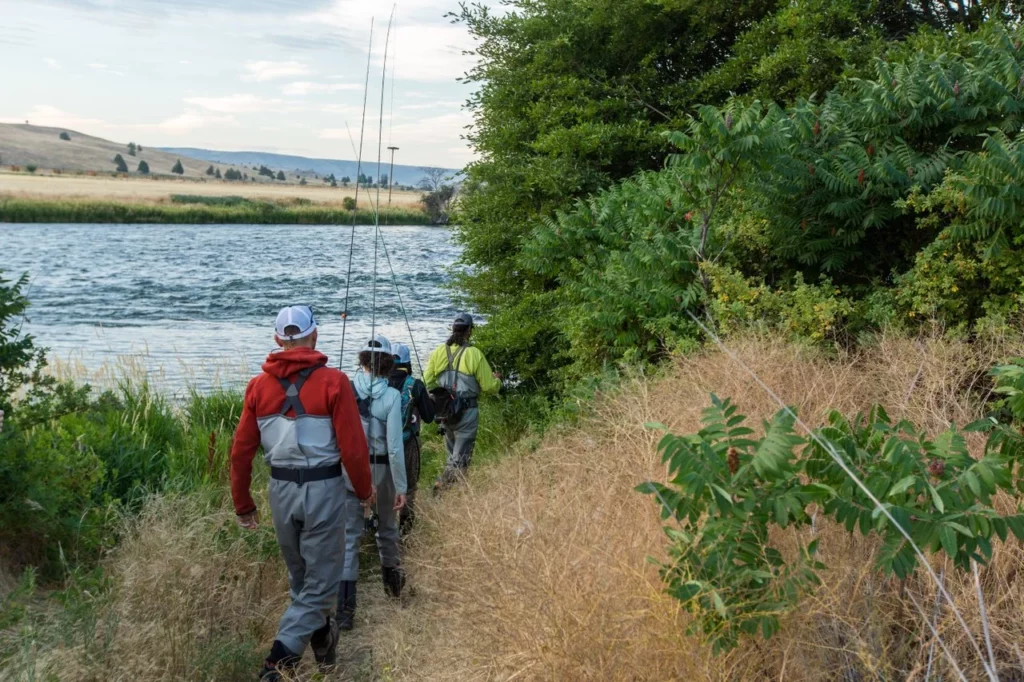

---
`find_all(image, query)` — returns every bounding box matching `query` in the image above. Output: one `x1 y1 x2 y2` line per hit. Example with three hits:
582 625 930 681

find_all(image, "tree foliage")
466 18 1024 383
171 160 184 175
451 0 1010 389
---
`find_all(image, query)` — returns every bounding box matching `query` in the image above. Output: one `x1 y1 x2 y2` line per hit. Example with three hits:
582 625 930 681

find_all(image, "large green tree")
452 0 976 388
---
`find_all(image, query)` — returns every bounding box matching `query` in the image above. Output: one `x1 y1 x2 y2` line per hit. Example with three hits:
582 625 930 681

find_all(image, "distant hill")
157 148 458 187
0 124 244 180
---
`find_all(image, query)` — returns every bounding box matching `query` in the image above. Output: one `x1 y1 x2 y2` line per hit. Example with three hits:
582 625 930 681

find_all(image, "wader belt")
370 454 390 466
271 463 342 484
278 364 324 416
461 397 479 409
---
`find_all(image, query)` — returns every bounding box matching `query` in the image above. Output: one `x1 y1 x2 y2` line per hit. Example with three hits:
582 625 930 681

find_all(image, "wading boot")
311 616 339 670
382 565 406 599
337 580 357 631
257 640 299 682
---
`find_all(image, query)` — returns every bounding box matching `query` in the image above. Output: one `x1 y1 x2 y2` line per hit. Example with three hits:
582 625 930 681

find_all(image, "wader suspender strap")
278 364 324 416
445 345 468 399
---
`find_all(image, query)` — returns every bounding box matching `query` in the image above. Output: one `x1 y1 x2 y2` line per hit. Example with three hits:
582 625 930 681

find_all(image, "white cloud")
282 81 361 96
0 105 107 129
44 58 61 70
184 94 286 113
151 110 236 134
242 60 311 82
399 100 463 111
0 105 236 138
87 62 125 76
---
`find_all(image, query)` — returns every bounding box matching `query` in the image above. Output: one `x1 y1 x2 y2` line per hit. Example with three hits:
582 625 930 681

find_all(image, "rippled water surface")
1 224 462 394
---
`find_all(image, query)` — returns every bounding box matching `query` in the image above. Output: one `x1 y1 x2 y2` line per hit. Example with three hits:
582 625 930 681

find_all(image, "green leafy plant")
643 362 1024 653
641 396 827 654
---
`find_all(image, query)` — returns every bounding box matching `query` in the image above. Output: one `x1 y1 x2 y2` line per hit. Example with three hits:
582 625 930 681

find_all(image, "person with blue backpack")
387 342 435 533
337 335 408 632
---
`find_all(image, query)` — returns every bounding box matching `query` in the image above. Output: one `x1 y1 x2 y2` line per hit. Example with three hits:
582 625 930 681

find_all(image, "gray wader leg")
375 470 401 568
340 485 365 582
269 477 346 656
400 436 420 532
339 464 400 582
438 407 479 486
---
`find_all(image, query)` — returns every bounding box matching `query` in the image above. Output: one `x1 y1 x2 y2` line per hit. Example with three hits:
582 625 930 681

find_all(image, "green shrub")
170 194 250 207
166 390 243 491
705 264 855 344
24 165 36 174
0 411 110 569
642 359 1024 654
342 196 356 211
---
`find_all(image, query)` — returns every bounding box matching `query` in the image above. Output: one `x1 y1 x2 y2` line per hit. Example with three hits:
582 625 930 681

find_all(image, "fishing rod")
339 18 375 370
369 4 397 360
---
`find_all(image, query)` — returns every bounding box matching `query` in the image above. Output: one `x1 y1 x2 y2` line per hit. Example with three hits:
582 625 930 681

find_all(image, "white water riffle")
2 223 461 396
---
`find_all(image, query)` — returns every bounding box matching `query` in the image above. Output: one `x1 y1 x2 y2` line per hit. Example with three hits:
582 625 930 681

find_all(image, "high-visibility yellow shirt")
423 343 501 395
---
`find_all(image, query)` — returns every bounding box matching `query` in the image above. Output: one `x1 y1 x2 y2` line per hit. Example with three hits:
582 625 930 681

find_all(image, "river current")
0 224 462 395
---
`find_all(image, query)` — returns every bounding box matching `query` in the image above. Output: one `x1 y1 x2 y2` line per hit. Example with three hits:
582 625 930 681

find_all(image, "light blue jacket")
353 371 407 495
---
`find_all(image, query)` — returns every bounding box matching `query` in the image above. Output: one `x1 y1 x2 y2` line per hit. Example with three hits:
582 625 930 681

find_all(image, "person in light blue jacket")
338 335 408 631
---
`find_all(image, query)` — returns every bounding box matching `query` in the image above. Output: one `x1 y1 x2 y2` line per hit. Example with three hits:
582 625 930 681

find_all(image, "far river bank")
0 196 433 225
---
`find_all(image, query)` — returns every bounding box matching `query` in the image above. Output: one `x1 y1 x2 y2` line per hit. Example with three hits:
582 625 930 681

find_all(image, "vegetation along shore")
0 196 433 225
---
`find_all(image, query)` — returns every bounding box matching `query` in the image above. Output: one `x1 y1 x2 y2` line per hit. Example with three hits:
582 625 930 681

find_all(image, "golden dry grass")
8 334 1024 681
371 333 1024 681
0 171 424 209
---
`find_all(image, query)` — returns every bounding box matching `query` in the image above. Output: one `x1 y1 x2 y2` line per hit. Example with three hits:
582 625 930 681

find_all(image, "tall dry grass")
7 333 1024 681
367 333 1024 681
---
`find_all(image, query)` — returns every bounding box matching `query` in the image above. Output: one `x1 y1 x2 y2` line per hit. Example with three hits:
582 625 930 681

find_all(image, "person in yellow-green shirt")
424 313 501 491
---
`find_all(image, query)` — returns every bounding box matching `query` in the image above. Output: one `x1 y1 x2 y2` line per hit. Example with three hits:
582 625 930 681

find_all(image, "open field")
0 171 424 208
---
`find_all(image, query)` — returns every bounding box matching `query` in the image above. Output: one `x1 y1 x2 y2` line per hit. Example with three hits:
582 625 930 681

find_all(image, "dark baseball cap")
452 312 474 328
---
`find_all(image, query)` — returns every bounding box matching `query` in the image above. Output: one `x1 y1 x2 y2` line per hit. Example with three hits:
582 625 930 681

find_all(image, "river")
0 223 462 395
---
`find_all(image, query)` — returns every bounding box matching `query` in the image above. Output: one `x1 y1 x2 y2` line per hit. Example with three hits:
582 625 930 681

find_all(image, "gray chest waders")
353 384 391 537
268 364 343 483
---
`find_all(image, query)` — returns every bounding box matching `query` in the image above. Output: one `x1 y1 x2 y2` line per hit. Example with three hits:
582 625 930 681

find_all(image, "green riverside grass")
0 197 432 225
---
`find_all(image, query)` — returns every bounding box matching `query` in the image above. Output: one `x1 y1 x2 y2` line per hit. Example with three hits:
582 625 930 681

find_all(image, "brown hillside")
0 123 240 179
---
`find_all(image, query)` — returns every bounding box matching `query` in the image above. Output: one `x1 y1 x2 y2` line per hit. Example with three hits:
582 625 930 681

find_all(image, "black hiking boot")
337 580 357 631
382 565 406 599
311 615 339 669
257 640 299 681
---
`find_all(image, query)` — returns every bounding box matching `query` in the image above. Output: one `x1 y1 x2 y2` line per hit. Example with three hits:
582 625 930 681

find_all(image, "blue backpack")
399 374 416 442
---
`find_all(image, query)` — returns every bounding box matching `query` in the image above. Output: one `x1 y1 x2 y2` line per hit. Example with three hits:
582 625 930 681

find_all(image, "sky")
0 0 487 168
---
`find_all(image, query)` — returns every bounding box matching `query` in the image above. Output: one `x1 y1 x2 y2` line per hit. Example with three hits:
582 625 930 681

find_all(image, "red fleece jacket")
230 347 372 515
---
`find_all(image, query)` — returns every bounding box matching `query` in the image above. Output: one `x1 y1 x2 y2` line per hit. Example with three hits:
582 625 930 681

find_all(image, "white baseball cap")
274 305 317 341
363 334 392 355
392 342 411 364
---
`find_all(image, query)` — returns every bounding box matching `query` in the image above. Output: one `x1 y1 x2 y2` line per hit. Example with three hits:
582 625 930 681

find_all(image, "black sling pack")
430 345 468 427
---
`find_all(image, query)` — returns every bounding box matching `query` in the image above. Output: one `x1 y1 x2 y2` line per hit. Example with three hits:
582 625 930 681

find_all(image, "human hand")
393 494 407 511
493 371 503 381
362 486 378 509
237 511 259 530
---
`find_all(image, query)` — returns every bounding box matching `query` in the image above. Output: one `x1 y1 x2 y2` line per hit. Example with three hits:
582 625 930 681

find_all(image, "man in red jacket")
230 305 374 681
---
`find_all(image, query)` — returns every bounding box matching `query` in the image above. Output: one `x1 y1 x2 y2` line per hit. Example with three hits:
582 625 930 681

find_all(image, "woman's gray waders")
438 405 479 485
